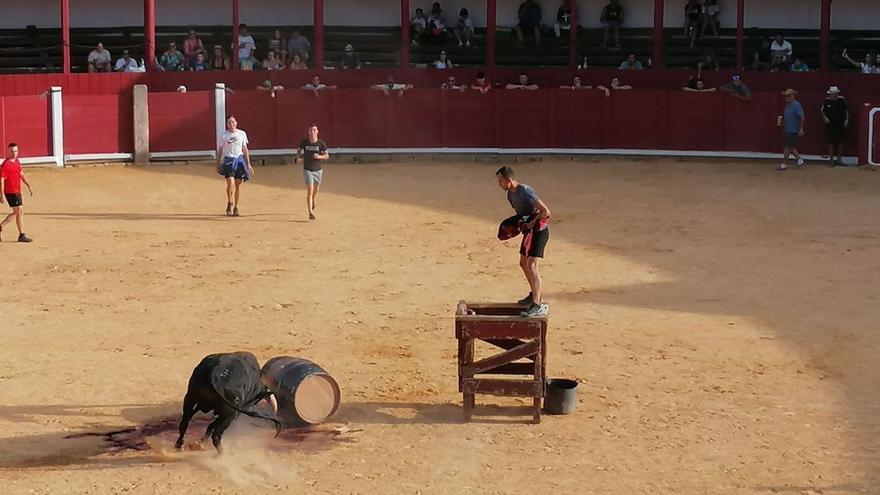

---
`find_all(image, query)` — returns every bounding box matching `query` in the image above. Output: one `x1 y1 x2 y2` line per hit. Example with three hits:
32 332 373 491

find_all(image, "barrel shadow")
336 401 538 425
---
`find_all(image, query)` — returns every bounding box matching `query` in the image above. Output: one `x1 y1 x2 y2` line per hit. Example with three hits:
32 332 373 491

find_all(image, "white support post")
214 83 227 159
50 86 64 167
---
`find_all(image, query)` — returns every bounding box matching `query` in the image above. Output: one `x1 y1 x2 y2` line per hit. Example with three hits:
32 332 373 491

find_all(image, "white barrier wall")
0 0 877 29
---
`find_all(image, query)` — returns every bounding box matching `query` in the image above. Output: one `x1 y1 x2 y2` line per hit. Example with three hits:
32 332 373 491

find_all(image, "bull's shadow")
336 401 539 425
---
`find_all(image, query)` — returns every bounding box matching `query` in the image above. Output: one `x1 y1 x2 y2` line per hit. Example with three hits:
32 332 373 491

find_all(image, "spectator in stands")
684 0 702 48
115 49 139 72
159 41 185 72
683 78 716 92
776 88 805 171
455 8 475 47
183 30 204 64
789 57 809 72
287 30 311 63
88 42 112 73
748 35 771 71
371 75 414 97
303 75 337 96
411 8 428 45
211 45 231 70
560 75 610 96
600 0 623 49
769 34 793 71
339 44 362 69
262 51 285 70
842 50 877 74
609 77 632 90
619 54 643 70
506 73 539 90
427 3 448 44
471 71 491 94
701 0 720 38
554 0 572 39
699 52 720 71
433 50 453 69
237 23 257 70
442 75 466 91
268 30 288 64
289 53 308 70
720 74 751 100
516 0 543 47
189 52 209 71
821 86 849 167
176 85 187 93
257 80 284 98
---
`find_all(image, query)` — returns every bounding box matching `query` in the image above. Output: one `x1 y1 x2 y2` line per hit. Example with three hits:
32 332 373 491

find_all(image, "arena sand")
0 159 878 494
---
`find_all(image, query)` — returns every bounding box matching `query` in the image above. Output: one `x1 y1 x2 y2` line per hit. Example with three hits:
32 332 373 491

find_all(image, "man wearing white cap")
821 86 849 167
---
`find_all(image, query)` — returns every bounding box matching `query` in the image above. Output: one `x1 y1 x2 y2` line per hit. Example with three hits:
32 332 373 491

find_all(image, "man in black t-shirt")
296 124 329 220
821 86 849 167
600 0 623 48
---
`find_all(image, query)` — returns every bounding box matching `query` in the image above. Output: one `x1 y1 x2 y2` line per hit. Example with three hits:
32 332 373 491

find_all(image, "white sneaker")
796 158 806 168
776 163 788 171
466 41 471 47
458 42 463 47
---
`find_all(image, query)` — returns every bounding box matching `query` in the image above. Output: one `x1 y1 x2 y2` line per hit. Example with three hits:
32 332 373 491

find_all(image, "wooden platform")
455 301 547 424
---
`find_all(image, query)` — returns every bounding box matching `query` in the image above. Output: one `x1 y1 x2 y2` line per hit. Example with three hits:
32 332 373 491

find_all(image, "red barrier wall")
63 94 133 155
53 87 874 160
0 96 51 157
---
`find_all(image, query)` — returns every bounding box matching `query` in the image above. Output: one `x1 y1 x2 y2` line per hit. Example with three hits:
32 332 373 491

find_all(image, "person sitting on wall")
257 79 284 98
455 8 475 47
159 41 185 72
619 53 644 70
506 73 539 90
115 49 139 72
371 75 414 97
88 42 112 73
262 50 285 70
515 0 543 47
442 75 466 91
210 45 231 70
471 71 492 94
411 8 429 45
720 74 752 101
289 53 308 70
189 52 209 71
560 75 610 96
303 75 337 97
339 44 362 70
286 30 311 63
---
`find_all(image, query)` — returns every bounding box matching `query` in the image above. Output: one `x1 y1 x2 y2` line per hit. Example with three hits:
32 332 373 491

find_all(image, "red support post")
61 0 70 73
314 0 325 69
486 0 496 76
232 0 240 69
652 0 664 68
569 0 578 69
820 0 831 71
144 0 156 71
401 0 410 68
736 0 744 70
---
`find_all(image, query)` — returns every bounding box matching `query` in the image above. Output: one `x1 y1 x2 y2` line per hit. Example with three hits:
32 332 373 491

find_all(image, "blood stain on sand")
65 416 360 456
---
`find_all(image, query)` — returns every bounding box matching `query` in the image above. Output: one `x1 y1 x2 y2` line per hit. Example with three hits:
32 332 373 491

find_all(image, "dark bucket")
261 357 341 427
543 379 578 415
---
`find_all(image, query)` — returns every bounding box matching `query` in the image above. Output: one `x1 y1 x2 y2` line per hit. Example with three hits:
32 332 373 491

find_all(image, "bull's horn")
266 394 278 416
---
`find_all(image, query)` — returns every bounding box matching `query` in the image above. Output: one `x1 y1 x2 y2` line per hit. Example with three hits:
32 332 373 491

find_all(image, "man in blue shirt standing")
777 88 806 171
496 166 551 317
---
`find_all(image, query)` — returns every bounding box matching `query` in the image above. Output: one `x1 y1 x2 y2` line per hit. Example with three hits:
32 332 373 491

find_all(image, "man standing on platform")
296 125 329 221
496 166 551 317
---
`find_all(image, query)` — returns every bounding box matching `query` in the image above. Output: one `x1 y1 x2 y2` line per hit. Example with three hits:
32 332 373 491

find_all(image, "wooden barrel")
261 357 340 427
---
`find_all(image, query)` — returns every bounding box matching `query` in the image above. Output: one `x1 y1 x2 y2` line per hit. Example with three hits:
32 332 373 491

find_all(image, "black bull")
176 352 282 451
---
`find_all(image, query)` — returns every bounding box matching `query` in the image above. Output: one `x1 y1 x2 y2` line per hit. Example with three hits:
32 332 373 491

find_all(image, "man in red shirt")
0 143 34 242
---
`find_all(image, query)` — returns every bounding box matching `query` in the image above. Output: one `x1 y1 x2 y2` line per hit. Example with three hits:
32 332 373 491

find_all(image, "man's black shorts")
520 226 549 258
4 193 22 208
827 122 847 145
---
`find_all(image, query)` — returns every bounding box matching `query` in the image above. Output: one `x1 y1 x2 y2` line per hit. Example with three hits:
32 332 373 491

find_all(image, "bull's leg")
210 406 238 453
202 412 221 442
176 393 199 449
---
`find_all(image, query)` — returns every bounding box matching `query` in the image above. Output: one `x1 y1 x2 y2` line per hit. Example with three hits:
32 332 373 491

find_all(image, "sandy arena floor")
0 158 878 494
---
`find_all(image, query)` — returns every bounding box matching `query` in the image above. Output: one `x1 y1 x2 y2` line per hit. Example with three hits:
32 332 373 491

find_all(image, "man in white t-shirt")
88 42 112 73
237 23 257 70
769 34 793 71
216 116 254 217
114 49 140 72
303 75 337 96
